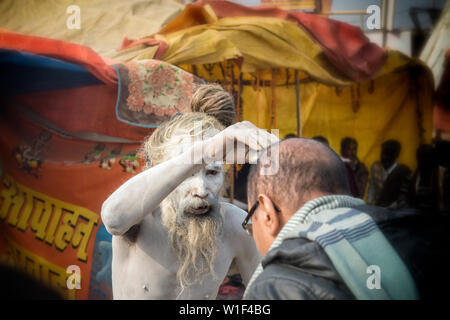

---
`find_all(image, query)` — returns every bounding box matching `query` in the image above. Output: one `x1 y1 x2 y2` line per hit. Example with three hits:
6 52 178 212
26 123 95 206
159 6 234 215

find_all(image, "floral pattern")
126 60 196 117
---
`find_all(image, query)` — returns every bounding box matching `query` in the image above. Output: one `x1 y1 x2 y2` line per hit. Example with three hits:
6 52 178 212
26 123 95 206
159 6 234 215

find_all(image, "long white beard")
160 194 223 296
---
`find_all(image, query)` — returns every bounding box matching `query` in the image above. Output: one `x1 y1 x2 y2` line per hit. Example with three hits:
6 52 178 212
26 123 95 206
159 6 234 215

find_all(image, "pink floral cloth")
116 60 203 127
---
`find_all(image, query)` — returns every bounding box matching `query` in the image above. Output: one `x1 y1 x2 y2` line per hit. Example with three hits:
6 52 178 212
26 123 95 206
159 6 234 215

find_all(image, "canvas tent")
0 0 184 57
0 0 435 300
420 0 450 135
115 0 434 172
420 0 450 89
0 0 435 177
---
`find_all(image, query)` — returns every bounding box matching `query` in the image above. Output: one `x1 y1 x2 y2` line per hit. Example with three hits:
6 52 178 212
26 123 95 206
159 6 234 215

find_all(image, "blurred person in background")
312 135 329 146
284 133 297 140
340 137 368 199
435 140 450 216
367 139 412 208
408 144 440 214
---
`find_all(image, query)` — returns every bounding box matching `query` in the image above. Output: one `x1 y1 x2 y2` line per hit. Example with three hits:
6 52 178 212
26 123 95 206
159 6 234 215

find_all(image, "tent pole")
271 69 276 130
256 71 261 127
229 61 235 204
230 165 235 204
295 70 301 137
237 72 243 122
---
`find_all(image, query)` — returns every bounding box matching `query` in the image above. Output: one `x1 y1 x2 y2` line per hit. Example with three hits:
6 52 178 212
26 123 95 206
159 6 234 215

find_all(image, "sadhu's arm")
101 145 204 236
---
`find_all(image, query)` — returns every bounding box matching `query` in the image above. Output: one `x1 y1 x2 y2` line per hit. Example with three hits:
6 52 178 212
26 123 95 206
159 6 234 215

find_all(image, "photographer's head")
246 138 350 255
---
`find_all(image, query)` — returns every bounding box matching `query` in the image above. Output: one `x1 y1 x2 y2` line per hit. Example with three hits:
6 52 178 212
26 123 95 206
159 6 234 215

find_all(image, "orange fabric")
0 29 117 84
159 4 217 35
118 36 169 60
159 0 387 82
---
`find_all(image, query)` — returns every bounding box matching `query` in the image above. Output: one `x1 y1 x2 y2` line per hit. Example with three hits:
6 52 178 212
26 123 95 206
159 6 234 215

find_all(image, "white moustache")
177 196 220 218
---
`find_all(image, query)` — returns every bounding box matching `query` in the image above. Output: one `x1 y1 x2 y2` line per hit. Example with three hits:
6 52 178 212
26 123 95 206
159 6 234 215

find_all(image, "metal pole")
381 0 387 47
230 165 235 204
295 70 301 137
386 0 396 32
381 0 396 47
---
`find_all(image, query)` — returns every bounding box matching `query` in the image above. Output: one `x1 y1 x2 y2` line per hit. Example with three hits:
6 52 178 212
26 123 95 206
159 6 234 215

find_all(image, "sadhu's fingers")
244 129 277 152
234 130 261 152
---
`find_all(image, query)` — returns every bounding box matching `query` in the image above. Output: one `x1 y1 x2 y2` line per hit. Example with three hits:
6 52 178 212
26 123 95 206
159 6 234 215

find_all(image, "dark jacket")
376 164 412 208
245 204 450 300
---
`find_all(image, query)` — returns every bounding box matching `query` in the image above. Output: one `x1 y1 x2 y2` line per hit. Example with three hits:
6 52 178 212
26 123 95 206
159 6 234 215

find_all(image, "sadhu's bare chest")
111 212 234 299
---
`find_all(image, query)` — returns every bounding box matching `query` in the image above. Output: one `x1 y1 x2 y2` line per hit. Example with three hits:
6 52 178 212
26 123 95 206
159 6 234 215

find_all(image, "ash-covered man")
101 85 278 299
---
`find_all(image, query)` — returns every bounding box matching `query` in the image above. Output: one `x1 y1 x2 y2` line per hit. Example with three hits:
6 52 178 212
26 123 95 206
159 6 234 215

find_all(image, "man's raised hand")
202 121 279 165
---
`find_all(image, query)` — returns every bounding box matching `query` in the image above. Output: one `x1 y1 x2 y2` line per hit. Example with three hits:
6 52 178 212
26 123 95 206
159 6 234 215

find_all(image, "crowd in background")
307 135 448 216
233 134 450 218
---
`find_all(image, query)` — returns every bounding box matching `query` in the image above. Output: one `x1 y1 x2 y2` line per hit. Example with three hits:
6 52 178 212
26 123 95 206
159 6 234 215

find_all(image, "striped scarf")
244 195 419 300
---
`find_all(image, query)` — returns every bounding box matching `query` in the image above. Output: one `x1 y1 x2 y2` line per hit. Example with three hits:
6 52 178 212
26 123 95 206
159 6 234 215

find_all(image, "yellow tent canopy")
114 1 434 186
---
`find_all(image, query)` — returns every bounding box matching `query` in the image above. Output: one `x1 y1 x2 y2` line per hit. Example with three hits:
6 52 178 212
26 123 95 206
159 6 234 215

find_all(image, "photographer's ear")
257 194 282 237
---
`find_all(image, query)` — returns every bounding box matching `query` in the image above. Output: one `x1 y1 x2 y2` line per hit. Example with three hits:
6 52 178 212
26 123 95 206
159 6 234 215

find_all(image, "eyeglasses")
242 198 281 234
